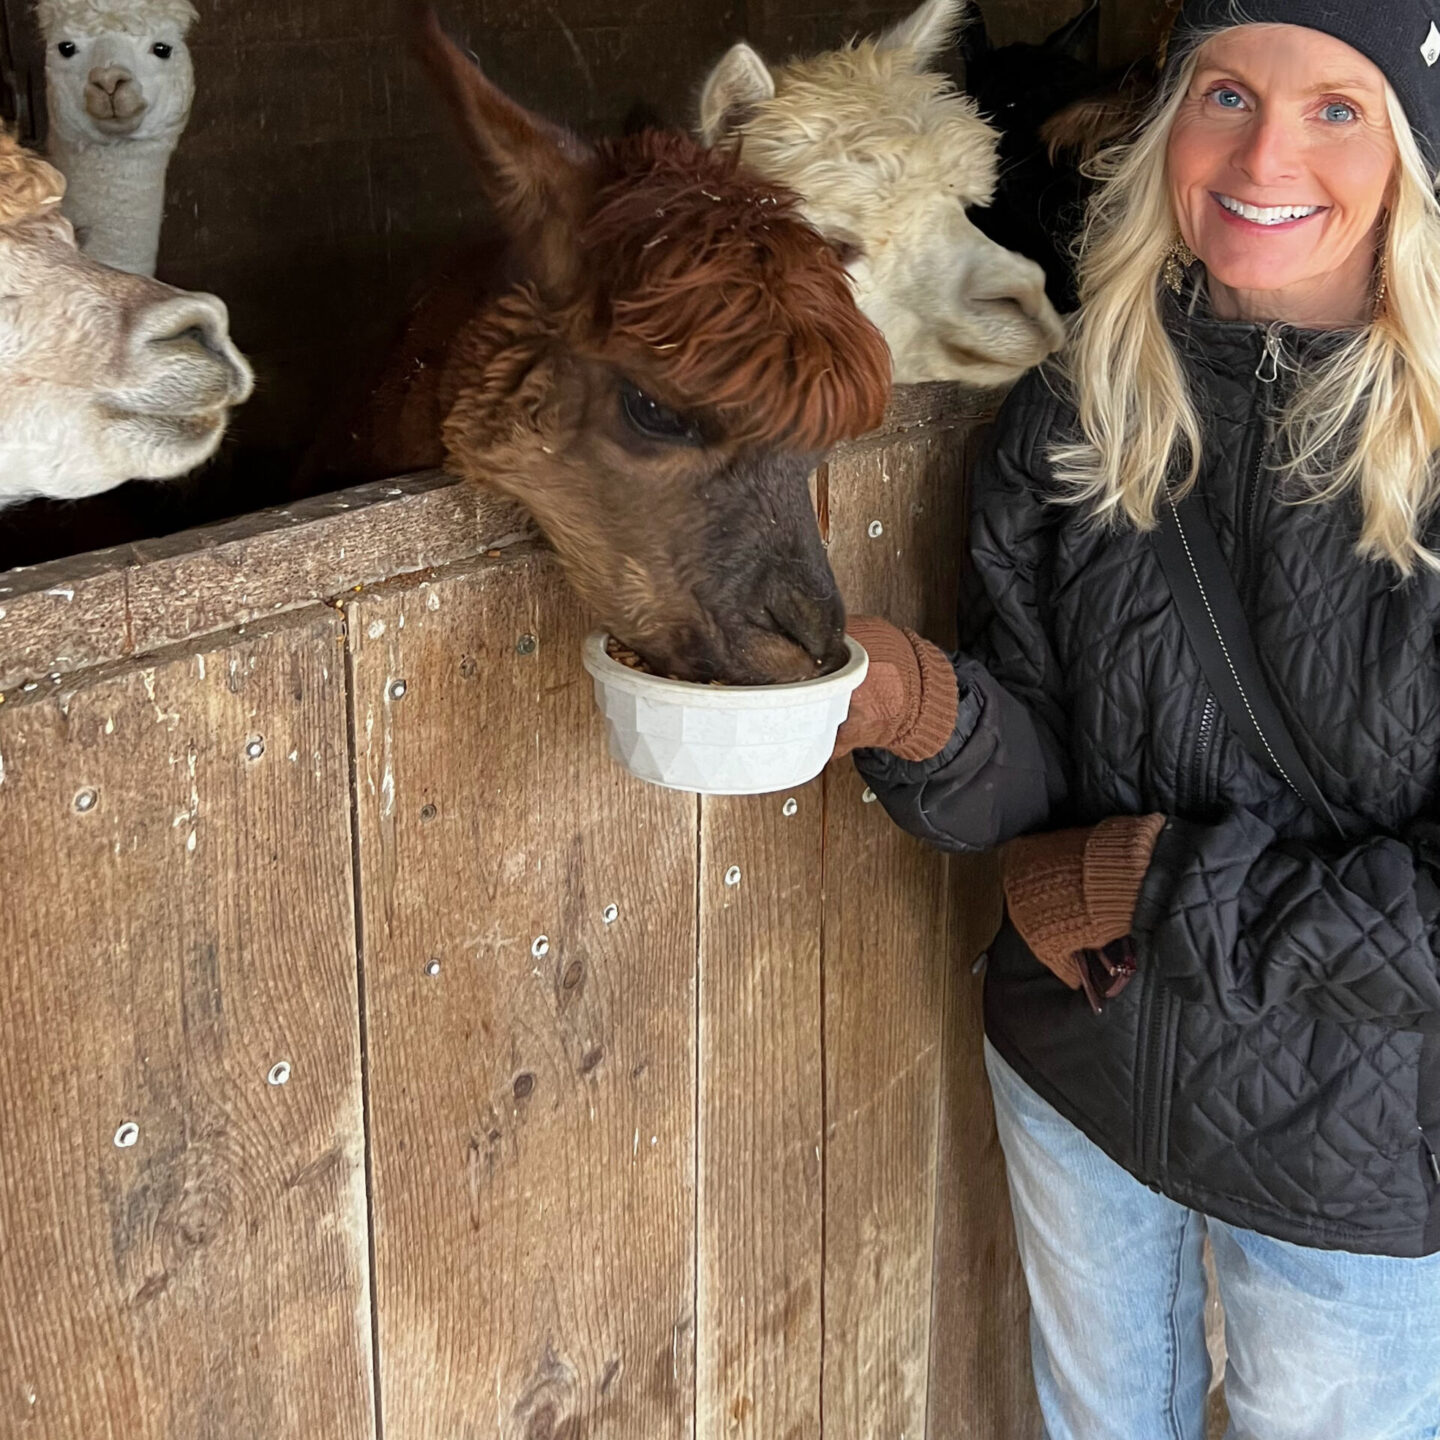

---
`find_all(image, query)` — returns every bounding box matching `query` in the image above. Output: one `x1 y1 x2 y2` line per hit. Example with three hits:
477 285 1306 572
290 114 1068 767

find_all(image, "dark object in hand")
1078 936 1137 1016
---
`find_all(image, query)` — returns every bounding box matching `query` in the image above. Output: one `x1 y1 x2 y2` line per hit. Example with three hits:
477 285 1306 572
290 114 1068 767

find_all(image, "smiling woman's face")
1167 25 1399 326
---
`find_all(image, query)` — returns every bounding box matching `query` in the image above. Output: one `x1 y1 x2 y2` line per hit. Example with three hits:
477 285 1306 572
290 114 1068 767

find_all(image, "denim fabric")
984 1039 1440 1440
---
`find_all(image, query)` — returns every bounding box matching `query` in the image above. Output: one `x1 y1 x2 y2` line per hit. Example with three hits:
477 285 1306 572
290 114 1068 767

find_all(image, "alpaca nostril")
169 323 223 357
136 296 253 402
141 297 231 356
88 67 131 97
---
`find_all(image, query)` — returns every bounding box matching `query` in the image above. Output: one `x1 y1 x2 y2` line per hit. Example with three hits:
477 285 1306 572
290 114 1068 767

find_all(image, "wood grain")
818 428 965 1439
0 611 373 1440
1099 0 1178 66
697 786 825 1439
926 851 1042 1440
348 549 698 1439
0 474 531 695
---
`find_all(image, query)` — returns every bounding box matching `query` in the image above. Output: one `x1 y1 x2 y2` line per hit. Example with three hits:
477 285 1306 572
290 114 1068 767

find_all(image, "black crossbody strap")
1153 491 1344 838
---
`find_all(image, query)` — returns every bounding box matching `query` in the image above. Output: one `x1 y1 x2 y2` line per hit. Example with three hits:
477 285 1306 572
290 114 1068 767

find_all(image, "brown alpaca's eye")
152 42 173 58
620 383 698 444
56 40 78 58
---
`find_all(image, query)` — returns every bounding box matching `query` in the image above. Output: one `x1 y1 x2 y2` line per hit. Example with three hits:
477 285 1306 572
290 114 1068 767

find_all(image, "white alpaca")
0 131 252 506
35 0 197 276
699 0 1067 388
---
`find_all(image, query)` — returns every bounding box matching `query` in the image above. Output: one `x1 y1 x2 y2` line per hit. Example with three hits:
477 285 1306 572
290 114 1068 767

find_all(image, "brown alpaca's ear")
0 132 66 227
410 3 593 297
697 43 775 147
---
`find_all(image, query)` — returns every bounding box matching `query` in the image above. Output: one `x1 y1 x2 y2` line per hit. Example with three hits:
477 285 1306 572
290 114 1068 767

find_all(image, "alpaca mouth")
86 104 148 135
939 337 1040 383
105 406 233 461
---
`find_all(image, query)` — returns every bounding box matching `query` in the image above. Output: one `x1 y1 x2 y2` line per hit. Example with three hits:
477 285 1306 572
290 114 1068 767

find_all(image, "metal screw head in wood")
602 904 619 924
782 798 798 817
245 737 265 760
267 1061 291 1086
724 866 742 887
532 936 550 958
389 680 408 700
867 520 884 539
516 635 538 656
424 958 441 976
113 1122 139 1148
74 788 98 813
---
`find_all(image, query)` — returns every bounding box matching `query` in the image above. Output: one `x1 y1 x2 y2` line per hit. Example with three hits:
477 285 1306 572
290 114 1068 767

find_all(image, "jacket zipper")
1138 325 1285 1184
1188 695 1218 808
1242 323 1283 574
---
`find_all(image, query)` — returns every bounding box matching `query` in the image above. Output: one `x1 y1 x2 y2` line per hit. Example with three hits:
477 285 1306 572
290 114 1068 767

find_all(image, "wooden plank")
0 611 373 1440
0 0 42 141
819 424 967 1439
348 549 698 1438
696 786 824 1438
1100 0 1178 67
0 475 531 694
926 850 1043 1440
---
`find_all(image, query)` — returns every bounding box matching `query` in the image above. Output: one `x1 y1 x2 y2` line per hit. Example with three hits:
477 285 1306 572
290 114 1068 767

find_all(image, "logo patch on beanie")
1424 21 1440 66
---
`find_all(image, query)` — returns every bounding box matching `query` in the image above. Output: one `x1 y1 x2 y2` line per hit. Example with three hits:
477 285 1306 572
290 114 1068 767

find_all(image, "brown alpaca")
319 6 891 686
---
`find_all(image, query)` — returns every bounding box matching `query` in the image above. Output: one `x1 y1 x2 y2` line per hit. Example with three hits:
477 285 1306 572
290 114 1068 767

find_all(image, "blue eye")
1212 88 1246 110
1322 101 1356 123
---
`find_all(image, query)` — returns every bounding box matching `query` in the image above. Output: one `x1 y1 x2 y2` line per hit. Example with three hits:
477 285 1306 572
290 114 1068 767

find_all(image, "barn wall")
0 386 1043 1439
1099 0 1178 66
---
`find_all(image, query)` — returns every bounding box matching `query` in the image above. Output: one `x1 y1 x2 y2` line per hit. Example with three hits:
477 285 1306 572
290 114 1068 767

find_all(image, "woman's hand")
831 616 960 762
1000 815 1167 997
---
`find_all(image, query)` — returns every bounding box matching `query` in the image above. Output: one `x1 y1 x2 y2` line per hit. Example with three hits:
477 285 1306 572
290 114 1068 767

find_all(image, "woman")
839 3 1440 1436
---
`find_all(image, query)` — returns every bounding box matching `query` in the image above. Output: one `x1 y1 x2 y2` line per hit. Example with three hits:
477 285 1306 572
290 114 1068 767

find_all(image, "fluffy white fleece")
35 0 196 38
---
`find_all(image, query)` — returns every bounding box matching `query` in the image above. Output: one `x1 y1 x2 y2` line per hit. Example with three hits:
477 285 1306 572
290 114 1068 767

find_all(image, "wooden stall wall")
0 387 1042 1439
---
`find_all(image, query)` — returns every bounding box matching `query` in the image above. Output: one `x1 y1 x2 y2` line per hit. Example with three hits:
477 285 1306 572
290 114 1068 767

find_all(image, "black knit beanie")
1174 0 1440 168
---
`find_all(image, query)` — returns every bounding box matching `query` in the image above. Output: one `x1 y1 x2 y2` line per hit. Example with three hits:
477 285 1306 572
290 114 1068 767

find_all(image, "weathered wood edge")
0 383 996 692
0 474 533 692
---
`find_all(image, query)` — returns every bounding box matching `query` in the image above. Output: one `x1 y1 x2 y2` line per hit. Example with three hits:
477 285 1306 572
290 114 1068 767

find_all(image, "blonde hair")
1053 26 1440 576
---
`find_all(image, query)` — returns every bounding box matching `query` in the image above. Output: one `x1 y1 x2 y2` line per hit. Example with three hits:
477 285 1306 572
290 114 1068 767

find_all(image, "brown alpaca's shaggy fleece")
572 131 891 449
314 129 891 486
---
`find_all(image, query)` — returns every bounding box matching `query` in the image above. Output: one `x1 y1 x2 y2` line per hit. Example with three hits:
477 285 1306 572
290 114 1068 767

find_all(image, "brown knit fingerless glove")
832 616 959 762
1000 815 1167 988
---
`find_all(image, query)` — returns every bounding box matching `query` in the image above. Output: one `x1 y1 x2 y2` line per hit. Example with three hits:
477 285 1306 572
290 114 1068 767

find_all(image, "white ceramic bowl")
582 632 869 796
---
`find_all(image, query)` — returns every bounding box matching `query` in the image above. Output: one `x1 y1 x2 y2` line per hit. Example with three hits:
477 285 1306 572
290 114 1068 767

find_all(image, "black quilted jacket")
859 306 1440 1257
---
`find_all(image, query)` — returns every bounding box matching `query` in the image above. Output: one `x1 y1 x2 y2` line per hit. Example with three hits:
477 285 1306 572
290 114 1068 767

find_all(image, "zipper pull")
1256 324 1282 383
1422 1127 1440 1186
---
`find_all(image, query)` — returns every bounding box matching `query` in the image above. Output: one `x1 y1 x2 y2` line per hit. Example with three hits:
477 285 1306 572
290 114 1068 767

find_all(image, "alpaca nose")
137 293 255 402
760 580 849 674
88 66 131 97
975 254 1067 350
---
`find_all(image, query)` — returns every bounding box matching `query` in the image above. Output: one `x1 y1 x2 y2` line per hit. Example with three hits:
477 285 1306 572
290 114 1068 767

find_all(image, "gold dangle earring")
1373 249 1390 314
1164 236 1197 294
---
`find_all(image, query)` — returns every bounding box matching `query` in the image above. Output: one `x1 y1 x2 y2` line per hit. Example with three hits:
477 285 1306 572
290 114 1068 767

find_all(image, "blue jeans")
984 1039 1440 1440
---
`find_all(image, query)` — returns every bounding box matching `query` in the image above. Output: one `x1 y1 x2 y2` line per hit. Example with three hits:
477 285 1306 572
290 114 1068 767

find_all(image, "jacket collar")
1162 272 1358 385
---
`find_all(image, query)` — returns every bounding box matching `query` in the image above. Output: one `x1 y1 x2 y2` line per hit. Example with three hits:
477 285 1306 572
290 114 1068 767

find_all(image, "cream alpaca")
35 0 198 276
700 0 1065 387
0 129 252 506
